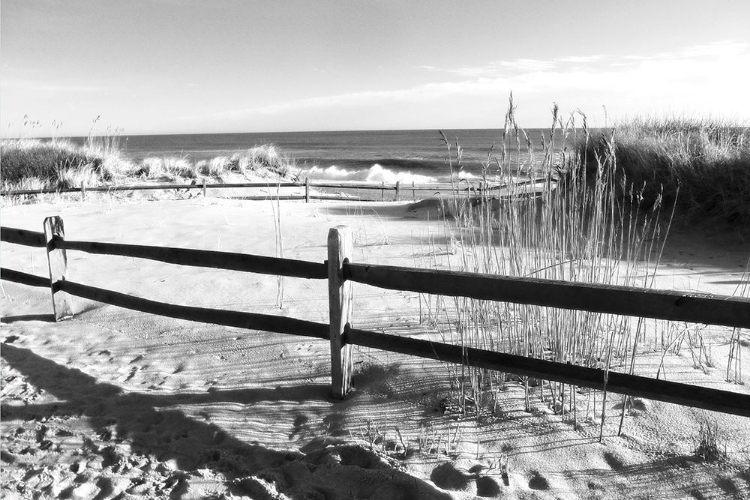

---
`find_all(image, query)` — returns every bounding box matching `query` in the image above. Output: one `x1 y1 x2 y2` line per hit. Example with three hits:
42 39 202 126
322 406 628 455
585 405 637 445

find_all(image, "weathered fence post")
395 181 400 201
44 216 73 321
381 182 385 200
305 177 310 203
202 179 207 198
328 226 353 399
412 181 416 201
81 182 86 201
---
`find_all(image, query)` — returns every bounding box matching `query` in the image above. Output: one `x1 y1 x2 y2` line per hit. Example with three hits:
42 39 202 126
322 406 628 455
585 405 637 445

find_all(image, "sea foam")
295 163 490 185
297 164 438 184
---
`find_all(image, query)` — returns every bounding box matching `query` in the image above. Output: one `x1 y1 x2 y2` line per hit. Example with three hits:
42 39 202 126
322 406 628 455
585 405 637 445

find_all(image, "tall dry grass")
428 97 671 432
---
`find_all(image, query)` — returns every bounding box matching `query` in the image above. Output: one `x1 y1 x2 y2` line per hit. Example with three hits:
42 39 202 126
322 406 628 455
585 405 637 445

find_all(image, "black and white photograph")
1 1 749 498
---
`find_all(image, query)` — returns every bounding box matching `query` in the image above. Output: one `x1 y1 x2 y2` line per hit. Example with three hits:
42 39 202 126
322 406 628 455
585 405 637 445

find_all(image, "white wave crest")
452 171 479 181
297 164 438 184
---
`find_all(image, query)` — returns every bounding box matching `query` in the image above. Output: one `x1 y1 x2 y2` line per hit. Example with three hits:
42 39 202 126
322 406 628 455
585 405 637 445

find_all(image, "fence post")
81 182 86 201
328 226 353 399
395 181 400 201
412 181 415 201
305 177 310 203
43 216 73 321
381 182 385 200
202 179 207 198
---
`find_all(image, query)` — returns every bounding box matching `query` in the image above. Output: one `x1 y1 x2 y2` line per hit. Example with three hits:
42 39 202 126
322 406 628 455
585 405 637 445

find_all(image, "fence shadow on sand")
1 342 452 499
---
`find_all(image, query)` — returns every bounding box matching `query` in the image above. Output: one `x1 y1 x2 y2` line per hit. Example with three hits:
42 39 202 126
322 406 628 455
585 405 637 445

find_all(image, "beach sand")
1 195 749 499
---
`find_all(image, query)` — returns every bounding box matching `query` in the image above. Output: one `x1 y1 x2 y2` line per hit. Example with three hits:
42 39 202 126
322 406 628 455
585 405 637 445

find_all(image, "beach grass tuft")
0 138 126 188
695 415 726 462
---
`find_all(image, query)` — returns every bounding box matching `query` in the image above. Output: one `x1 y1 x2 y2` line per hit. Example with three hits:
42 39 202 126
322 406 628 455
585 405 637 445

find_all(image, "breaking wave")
298 164 437 184
296 163 481 184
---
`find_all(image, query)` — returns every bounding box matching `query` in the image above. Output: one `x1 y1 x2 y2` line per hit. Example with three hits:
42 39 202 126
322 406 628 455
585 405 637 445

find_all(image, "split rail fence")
0 177 545 203
2 217 749 419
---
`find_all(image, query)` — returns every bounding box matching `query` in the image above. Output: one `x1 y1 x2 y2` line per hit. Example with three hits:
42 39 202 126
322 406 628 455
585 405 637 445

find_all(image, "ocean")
84 128 570 184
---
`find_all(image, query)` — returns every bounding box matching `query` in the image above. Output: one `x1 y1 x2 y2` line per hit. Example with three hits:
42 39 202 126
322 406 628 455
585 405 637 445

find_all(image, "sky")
2 0 749 137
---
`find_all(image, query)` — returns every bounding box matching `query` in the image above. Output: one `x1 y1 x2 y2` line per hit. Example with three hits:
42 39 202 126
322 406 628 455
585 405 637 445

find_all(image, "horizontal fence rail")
0 227 46 247
308 182 479 192
0 268 50 288
3 218 749 418
56 240 327 280
346 263 750 330
1 177 549 198
1 181 297 196
345 327 750 417
57 279 329 340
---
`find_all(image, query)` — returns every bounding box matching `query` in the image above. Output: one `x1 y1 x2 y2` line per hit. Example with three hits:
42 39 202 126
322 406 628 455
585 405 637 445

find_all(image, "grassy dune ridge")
1 138 297 192
576 117 750 226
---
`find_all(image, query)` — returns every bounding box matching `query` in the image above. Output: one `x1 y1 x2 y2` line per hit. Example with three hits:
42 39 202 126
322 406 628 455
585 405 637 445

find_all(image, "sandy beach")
4 0 750 497
1 195 749 499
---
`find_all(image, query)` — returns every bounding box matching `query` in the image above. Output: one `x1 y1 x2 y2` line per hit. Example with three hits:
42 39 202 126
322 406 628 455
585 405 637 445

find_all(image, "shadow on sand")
1 314 55 324
1 343 451 499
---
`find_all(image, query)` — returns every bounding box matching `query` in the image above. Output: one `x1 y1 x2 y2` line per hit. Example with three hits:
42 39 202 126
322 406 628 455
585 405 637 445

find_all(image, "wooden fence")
0 177 546 203
2 217 749 417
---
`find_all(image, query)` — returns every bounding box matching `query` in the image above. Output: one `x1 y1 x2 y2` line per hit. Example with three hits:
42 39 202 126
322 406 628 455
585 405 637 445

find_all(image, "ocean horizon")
64 128 572 184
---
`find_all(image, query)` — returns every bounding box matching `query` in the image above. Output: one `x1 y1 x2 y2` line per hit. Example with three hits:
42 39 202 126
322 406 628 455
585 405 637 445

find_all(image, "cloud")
676 40 748 58
213 77 510 119
556 55 606 64
419 58 557 77
616 40 749 66
214 40 750 125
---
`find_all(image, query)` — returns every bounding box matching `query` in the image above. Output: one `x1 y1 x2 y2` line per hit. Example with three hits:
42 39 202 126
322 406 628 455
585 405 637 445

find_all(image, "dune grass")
575 116 750 227
0 138 126 188
133 147 295 182
429 99 673 433
1 137 297 195
429 101 747 452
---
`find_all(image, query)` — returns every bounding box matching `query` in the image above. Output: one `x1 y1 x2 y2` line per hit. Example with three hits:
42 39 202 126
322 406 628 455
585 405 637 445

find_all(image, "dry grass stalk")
431 97 672 434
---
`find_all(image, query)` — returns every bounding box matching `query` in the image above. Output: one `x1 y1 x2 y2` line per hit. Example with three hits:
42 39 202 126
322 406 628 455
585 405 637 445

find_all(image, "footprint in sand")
289 413 310 440
295 343 317 356
475 475 501 497
430 462 469 490
88 350 115 365
117 354 150 382
603 451 627 471
528 470 550 490
124 366 138 382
